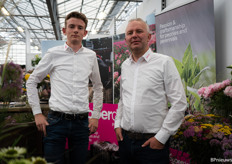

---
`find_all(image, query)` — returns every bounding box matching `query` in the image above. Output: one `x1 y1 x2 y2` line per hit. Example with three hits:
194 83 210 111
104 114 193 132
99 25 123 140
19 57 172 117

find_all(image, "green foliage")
197 51 216 86
31 55 41 67
227 65 232 76
180 44 203 88
172 43 210 112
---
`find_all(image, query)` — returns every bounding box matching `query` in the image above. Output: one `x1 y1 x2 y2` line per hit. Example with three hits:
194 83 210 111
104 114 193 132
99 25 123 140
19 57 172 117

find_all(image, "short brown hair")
65 11 88 29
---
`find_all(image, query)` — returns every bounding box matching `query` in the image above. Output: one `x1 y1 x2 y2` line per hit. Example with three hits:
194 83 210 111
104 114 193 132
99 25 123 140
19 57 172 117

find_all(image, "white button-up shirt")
26 43 103 119
114 49 187 144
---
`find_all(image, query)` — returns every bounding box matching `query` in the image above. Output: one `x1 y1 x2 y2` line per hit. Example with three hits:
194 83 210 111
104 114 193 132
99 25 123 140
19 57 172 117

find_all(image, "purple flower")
221 137 232 151
209 139 221 146
229 134 232 140
183 126 195 137
216 132 225 140
223 150 232 158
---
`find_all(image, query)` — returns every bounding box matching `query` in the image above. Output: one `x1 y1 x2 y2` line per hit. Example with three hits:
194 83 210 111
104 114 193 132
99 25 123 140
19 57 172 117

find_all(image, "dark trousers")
43 112 89 164
118 130 170 164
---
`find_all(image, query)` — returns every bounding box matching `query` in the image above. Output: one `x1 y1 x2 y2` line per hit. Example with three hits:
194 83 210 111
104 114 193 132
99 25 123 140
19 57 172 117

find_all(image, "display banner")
156 0 216 112
88 103 118 149
65 103 118 150
156 0 215 57
146 12 156 52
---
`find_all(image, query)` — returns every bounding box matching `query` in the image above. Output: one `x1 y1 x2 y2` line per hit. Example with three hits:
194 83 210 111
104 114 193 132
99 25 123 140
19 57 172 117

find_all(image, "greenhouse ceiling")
0 0 142 49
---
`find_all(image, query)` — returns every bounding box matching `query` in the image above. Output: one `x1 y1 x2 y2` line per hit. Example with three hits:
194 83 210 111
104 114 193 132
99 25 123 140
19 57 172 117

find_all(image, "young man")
114 18 187 164
26 11 103 164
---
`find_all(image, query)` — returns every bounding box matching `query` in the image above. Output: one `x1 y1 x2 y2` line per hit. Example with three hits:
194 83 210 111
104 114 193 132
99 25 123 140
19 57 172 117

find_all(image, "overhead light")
1 7 10 16
91 29 97 34
98 12 106 20
17 26 24 32
30 39 33 42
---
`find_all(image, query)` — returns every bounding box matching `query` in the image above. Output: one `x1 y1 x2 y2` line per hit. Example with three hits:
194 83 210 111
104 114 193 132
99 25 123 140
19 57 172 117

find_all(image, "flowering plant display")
0 62 23 104
23 72 50 100
113 39 131 103
198 79 232 118
173 113 232 163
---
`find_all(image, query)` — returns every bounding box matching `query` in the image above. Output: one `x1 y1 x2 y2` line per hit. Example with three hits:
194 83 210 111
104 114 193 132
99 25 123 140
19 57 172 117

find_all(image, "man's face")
125 21 151 52
62 18 88 45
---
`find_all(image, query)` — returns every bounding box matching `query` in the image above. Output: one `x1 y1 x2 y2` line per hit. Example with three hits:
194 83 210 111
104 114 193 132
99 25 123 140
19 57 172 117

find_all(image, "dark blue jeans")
118 130 170 164
44 112 89 164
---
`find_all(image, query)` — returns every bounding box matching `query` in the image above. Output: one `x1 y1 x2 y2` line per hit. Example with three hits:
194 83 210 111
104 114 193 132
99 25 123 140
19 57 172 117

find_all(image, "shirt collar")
143 49 152 62
129 48 152 63
64 42 71 51
64 42 84 53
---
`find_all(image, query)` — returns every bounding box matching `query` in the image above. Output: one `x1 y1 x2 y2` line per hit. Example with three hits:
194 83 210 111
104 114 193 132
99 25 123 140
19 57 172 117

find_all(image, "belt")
122 129 156 140
49 110 88 120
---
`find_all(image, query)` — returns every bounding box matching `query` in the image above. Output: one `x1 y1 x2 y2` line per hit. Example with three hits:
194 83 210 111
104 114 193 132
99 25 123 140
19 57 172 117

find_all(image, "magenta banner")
88 103 118 149
65 103 118 150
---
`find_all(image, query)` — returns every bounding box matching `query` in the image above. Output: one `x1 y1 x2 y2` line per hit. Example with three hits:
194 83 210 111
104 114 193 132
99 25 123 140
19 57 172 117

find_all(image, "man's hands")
115 128 123 141
142 137 164 149
35 114 99 136
115 128 164 150
34 113 49 136
88 118 99 135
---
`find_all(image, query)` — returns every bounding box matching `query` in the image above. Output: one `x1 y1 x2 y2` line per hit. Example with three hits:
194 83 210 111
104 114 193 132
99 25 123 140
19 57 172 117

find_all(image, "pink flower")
198 79 231 99
224 86 232 98
212 82 223 92
114 76 121 87
198 87 206 96
203 84 214 98
116 59 121 65
125 50 132 56
114 72 119 79
117 76 121 83
115 54 118 60
222 79 231 87
148 33 156 46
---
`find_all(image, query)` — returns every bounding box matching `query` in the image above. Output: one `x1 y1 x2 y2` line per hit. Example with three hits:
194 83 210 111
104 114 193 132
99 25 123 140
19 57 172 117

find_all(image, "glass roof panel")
0 0 142 50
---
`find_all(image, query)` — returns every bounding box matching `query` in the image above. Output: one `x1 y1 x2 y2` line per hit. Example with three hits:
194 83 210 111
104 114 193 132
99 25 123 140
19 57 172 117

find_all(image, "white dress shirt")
114 49 187 144
26 43 103 119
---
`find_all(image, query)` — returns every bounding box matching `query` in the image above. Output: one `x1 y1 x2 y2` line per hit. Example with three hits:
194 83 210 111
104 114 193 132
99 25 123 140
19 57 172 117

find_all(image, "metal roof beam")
80 0 84 12
98 1 118 33
109 0 142 2
89 0 104 33
46 0 62 40
29 1 48 39
11 1 41 46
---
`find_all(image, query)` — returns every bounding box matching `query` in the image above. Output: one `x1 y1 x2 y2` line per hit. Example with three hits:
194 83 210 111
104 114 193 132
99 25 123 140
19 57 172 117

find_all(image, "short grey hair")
128 18 151 34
